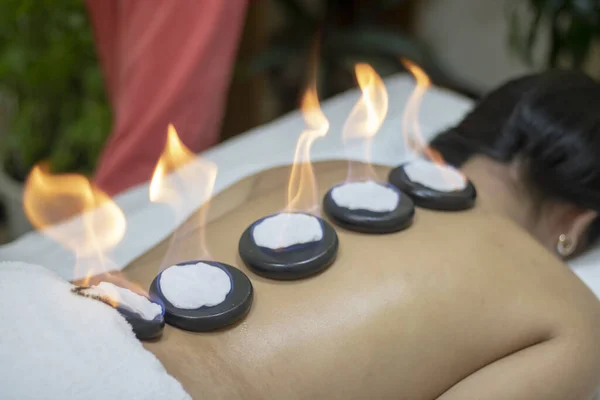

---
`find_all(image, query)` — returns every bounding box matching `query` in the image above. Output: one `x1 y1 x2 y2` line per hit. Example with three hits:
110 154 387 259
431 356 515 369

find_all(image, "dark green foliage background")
0 0 111 181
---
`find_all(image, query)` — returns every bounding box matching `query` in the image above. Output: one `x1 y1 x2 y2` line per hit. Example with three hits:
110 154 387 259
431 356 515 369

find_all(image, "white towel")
0 261 191 400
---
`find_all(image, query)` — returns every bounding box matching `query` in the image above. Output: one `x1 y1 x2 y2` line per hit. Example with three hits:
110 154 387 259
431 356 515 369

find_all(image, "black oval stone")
72 286 165 341
238 213 338 280
149 261 253 332
388 163 476 211
116 306 165 341
323 182 414 233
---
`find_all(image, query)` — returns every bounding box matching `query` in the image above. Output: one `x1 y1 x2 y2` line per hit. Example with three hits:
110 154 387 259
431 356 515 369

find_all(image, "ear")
565 209 598 254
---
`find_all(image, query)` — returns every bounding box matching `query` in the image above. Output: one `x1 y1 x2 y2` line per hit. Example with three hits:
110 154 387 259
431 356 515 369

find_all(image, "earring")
556 234 576 257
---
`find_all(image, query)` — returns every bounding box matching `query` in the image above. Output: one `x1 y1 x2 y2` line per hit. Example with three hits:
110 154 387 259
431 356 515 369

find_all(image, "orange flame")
343 63 389 141
285 84 329 213
149 124 202 204
401 59 432 157
401 59 467 186
81 270 95 288
342 63 389 181
77 283 120 308
23 164 126 255
149 124 217 265
401 59 451 164
23 163 127 283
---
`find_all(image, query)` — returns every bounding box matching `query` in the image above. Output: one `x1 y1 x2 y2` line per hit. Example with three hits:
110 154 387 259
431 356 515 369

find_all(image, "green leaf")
0 0 112 178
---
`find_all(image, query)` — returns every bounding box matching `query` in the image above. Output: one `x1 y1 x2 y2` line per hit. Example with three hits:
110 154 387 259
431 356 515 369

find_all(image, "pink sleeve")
87 0 248 196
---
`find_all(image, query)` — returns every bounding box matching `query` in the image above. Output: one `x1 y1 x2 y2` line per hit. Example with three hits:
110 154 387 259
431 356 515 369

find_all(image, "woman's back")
126 161 600 399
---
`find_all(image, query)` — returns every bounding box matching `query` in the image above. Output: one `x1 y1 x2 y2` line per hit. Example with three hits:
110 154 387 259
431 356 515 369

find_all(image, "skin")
114 161 600 399
462 155 598 256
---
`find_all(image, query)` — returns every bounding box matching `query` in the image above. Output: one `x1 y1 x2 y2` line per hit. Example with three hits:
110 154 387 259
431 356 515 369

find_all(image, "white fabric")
0 261 190 400
0 73 598 302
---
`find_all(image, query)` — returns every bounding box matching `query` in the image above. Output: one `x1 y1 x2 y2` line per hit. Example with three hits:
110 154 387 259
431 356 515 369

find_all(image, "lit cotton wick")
77 282 162 321
341 63 389 182
323 64 415 233
159 262 232 309
403 159 467 192
149 124 218 270
239 71 338 280
330 181 399 212
252 212 323 250
387 60 477 211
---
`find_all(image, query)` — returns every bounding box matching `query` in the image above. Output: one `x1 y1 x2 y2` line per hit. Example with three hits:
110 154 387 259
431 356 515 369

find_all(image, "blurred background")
1 0 599 243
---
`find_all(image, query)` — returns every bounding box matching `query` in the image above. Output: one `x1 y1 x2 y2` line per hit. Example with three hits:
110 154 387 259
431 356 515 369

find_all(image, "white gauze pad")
331 181 399 212
404 159 467 192
82 282 162 320
160 262 232 309
253 212 323 249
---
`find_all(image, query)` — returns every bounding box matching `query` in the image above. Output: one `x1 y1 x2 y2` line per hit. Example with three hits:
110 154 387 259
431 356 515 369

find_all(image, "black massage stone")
388 163 476 211
149 260 253 332
323 182 414 233
238 213 338 280
73 286 165 341
117 306 165 341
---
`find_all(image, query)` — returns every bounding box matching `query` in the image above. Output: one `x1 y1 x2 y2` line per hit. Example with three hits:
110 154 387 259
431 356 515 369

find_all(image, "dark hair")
429 74 542 166
430 70 600 243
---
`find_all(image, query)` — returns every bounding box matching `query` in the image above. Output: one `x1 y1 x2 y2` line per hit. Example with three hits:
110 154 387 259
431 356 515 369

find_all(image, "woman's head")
431 70 600 258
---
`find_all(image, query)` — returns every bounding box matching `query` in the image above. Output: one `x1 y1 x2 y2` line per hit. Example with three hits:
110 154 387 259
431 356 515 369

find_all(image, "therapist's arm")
87 0 248 197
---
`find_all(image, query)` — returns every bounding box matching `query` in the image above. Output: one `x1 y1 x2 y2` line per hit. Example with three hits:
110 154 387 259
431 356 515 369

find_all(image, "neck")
460 156 536 231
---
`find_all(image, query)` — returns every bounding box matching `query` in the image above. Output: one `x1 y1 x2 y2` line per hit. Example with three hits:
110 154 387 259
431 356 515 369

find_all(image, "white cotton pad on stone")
0 261 190 400
404 159 467 192
160 262 232 309
331 181 399 212
82 282 162 321
252 212 323 249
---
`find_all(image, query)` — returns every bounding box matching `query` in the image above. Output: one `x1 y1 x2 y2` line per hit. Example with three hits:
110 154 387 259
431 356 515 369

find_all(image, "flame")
101 288 120 308
149 124 217 266
401 59 466 184
73 282 120 308
80 270 94 288
343 63 389 141
342 63 389 181
149 124 198 203
401 59 432 157
23 163 126 259
285 84 329 213
87 284 120 308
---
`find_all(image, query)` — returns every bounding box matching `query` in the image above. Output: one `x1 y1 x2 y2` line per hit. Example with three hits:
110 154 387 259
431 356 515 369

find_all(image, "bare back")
125 161 600 399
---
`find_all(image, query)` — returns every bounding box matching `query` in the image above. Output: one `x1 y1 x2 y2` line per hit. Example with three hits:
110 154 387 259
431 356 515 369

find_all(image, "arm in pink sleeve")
87 0 248 196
